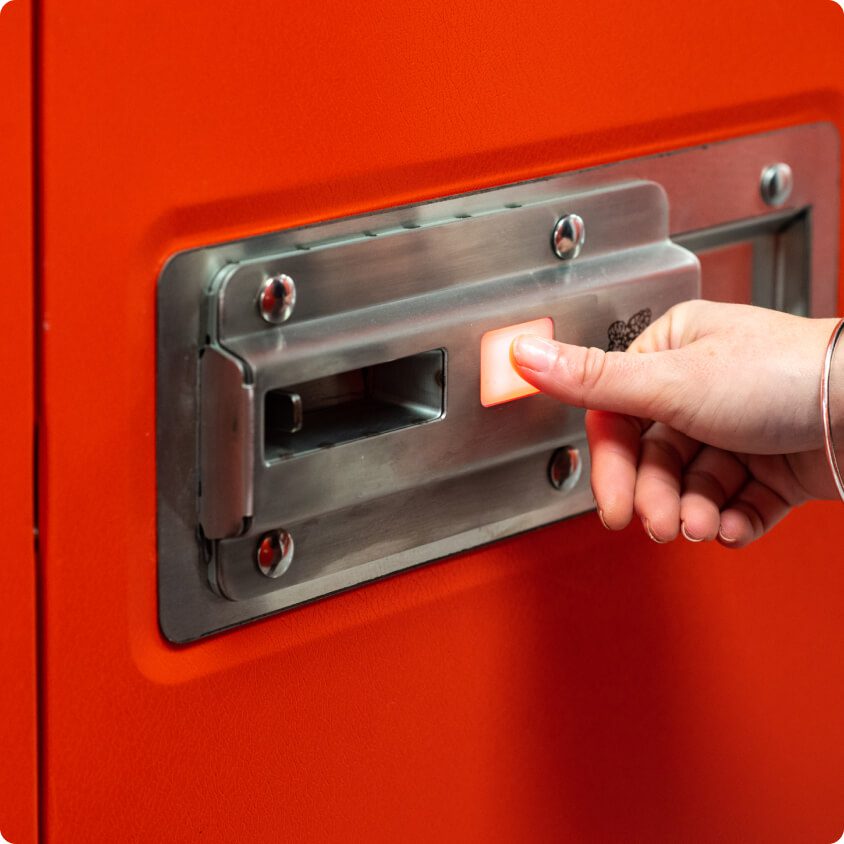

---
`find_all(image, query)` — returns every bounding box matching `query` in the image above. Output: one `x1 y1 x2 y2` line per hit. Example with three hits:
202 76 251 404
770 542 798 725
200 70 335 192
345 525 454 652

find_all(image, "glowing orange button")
480 317 554 407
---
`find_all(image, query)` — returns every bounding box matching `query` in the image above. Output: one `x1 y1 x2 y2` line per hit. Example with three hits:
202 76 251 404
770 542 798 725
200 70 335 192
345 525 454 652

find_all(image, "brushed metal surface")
158 123 839 642
198 348 254 540
204 181 698 605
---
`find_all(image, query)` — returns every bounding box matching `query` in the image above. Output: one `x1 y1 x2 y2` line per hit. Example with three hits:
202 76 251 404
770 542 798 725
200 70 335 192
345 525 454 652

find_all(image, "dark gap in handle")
264 349 446 461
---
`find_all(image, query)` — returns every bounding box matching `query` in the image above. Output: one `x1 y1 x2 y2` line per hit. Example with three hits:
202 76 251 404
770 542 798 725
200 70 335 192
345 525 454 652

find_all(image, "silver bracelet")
821 317 844 501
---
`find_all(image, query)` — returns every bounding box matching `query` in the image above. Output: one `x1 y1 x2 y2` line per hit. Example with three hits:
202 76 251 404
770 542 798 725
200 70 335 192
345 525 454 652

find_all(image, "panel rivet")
257 529 294 578
258 274 297 324
551 214 586 260
760 162 793 207
548 446 582 492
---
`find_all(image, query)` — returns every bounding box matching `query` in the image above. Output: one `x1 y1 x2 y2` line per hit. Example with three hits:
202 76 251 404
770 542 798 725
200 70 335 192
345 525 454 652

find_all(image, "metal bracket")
157 123 839 642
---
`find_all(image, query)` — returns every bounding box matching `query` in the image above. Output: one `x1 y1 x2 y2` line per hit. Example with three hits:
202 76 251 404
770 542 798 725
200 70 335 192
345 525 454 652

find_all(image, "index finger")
586 409 648 530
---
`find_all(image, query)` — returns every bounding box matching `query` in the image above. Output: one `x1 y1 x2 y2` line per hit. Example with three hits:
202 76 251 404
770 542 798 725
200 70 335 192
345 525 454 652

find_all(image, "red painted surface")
36 1 844 841
0 1 38 842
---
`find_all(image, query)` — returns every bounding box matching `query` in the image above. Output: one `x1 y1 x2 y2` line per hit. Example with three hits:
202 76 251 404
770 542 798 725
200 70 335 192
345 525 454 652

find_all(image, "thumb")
511 334 681 420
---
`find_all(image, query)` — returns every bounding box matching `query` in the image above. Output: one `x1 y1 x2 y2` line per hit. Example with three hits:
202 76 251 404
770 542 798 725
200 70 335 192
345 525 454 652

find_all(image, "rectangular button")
480 317 554 407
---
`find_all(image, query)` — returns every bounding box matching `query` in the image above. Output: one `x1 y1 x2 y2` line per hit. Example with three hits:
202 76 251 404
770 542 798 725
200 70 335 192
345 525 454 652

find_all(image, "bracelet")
821 317 844 501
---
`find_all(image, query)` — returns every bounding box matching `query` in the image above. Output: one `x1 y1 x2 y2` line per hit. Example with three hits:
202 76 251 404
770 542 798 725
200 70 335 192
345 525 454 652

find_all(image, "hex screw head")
258 274 297 324
760 163 793 207
256 529 295 578
552 214 586 260
548 446 582 492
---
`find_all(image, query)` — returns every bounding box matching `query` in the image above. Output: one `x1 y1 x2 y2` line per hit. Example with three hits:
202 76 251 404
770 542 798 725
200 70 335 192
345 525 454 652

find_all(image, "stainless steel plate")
158 123 839 642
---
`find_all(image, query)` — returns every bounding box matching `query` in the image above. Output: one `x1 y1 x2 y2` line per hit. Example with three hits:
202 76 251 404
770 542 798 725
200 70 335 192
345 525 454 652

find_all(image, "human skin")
511 300 843 548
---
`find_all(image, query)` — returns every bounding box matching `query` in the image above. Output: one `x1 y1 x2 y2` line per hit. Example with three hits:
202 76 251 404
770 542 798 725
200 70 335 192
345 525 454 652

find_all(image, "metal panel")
157 123 839 642
676 210 811 313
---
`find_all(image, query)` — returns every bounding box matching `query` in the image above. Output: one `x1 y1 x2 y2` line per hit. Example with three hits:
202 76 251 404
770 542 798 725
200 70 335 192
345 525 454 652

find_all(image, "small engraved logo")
607 308 652 352
0 0 14 14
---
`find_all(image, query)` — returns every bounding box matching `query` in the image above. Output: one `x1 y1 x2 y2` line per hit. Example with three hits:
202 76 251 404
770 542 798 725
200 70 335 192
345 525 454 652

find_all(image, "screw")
256 529 294 578
548 446 582 492
258 274 297 324
552 214 586 260
760 163 793 207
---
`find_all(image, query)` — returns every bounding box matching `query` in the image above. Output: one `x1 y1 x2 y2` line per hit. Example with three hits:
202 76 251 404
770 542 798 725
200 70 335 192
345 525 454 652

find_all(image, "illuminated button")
480 317 554 407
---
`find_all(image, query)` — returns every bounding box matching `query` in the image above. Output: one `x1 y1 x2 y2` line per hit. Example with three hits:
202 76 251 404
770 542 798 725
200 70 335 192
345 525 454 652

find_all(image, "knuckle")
682 468 729 504
577 346 609 397
646 435 687 471
664 299 705 348
670 298 703 320
734 501 765 537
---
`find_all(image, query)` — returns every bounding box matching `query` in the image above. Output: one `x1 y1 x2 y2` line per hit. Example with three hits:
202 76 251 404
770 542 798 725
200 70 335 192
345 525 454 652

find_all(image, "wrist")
821 317 844 501
831 322 844 444
828 316 844 446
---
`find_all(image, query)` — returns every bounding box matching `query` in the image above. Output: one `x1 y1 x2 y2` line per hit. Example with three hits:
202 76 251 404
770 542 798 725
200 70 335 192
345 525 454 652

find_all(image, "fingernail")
644 519 668 544
718 527 736 544
511 335 558 372
594 501 610 529
681 522 704 543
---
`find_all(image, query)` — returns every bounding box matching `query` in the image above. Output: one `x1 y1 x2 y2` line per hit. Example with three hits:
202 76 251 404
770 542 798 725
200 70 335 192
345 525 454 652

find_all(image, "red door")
0 1 37 841
22 1 844 840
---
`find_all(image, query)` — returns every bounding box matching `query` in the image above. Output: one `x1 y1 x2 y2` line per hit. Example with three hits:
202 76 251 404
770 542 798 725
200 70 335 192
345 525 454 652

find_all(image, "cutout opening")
264 349 445 460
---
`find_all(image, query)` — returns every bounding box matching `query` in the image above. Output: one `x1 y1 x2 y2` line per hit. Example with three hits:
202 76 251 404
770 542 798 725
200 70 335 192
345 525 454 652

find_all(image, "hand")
511 300 841 548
